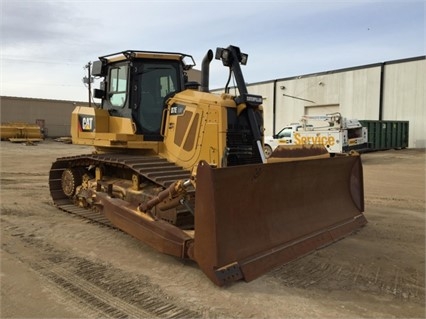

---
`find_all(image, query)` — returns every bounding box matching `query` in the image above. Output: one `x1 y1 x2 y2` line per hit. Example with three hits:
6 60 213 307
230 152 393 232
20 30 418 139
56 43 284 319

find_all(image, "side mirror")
93 89 105 99
92 60 105 76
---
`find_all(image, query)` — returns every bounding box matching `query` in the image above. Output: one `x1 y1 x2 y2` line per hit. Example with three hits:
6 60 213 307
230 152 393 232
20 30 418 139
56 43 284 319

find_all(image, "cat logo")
170 103 186 115
79 115 95 132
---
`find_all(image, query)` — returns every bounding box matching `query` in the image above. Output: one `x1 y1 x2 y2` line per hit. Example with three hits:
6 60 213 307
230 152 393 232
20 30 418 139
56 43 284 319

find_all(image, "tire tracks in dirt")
1 218 207 318
266 254 424 302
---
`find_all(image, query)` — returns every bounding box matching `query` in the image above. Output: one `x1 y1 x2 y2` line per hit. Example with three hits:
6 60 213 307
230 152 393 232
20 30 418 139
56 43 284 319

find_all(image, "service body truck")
264 113 368 157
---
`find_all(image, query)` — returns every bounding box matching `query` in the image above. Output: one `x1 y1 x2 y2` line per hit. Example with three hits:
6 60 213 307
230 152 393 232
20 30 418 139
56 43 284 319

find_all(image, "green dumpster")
359 120 409 151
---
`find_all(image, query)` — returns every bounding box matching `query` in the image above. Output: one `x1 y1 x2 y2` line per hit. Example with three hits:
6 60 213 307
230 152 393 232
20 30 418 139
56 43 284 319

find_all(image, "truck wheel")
263 145 273 158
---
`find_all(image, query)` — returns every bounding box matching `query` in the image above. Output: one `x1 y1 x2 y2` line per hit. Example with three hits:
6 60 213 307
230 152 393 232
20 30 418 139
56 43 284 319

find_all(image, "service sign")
294 133 336 146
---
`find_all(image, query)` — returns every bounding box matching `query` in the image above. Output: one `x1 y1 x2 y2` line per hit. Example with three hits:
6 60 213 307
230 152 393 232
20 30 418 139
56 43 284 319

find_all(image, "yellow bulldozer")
49 45 367 286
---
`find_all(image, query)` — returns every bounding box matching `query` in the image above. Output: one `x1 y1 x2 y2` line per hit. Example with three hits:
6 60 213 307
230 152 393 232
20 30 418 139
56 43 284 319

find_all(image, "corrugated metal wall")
382 59 425 148
269 59 425 149
0 97 89 137
269 66 382 134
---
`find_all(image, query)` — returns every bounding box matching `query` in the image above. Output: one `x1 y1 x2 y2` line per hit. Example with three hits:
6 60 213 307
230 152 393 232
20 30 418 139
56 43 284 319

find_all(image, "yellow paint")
294 132 336 146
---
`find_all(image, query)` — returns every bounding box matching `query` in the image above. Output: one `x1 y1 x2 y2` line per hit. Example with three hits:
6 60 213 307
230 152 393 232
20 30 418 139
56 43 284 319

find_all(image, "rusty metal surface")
194 155 366 286
96 192 193 258
269 144 329 159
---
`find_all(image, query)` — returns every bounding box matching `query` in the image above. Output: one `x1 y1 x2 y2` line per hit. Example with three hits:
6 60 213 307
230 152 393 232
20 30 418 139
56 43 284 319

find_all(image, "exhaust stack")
200 49 213 92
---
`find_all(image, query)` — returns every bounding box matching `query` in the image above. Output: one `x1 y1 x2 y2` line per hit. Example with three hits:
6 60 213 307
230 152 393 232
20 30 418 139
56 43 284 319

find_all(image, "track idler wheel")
61 168 83 197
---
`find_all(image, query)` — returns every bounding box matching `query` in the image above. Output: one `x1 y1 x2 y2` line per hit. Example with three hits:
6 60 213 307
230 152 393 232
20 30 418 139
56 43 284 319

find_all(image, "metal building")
242 56 425 148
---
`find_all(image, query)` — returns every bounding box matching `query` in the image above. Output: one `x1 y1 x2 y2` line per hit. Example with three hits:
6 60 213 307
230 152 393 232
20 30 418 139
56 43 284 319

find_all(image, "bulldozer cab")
92 51 195 140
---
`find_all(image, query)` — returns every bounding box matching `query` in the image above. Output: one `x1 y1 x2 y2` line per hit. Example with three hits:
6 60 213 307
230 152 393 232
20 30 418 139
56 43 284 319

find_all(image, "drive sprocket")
61 168 83 197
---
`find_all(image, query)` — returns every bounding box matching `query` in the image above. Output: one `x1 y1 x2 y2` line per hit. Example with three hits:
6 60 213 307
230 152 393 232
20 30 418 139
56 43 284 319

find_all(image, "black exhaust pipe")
200 49 213 92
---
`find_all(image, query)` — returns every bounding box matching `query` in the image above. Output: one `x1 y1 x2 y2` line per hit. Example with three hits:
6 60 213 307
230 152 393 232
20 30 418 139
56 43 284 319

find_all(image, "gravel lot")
1 140 425 318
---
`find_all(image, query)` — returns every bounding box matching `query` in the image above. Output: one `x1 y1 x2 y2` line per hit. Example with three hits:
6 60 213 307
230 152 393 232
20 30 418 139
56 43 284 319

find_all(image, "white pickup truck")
264 113 368 158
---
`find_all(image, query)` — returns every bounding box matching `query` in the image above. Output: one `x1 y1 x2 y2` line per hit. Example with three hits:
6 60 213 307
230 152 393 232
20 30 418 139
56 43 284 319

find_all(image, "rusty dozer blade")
194 151 366 286
268 144 330 161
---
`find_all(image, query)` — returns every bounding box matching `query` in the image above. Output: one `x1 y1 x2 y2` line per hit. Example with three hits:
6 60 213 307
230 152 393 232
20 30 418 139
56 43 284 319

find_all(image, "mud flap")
194 154 366 286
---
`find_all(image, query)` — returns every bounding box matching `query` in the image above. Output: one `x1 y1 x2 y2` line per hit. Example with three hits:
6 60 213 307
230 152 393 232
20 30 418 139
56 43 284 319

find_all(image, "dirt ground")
1 140 425 318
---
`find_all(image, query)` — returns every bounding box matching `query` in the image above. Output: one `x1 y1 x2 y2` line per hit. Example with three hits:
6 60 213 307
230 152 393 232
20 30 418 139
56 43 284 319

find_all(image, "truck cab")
263 124 310 157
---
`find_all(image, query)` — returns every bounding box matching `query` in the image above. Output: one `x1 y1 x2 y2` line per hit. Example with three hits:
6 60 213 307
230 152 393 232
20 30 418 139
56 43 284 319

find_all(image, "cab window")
137 61 180 134
277 127 292 138
160 74 176 98
109 65 128 108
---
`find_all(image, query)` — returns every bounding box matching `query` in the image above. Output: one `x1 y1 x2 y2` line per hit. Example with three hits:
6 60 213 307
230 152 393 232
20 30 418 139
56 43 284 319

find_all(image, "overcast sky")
1 0 424 102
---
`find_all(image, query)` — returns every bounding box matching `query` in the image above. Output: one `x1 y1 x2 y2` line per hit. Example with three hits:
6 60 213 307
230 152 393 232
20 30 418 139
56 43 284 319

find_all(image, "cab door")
131 60 182 141
275 126 294 145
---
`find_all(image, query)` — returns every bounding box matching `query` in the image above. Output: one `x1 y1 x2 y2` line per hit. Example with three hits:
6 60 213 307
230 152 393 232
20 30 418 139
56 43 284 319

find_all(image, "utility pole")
88 61 92 107
83 62 93 107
